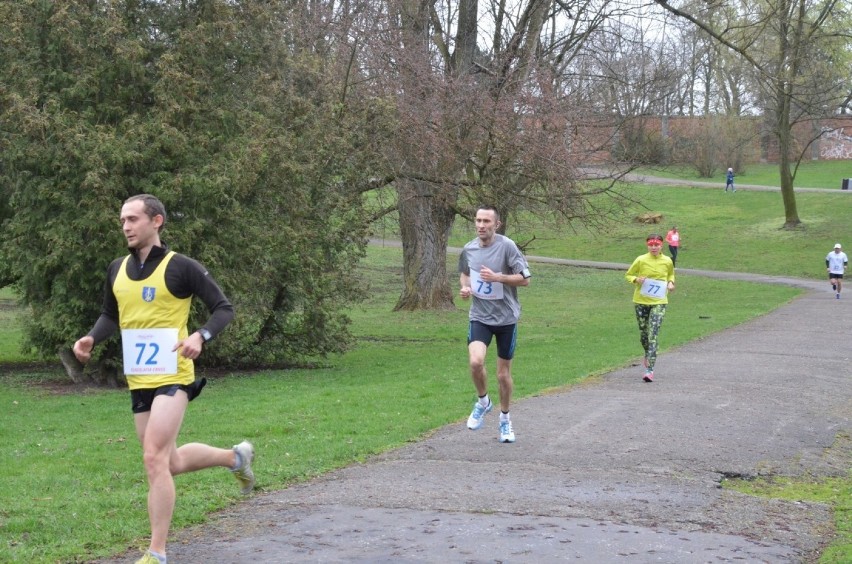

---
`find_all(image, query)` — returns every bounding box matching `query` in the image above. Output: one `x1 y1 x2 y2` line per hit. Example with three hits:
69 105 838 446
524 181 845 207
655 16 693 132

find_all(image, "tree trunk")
58 347 86 384
451 0 478 74
776 80 801 228
778 148 801 228
394 180 457 310
58 347 124 388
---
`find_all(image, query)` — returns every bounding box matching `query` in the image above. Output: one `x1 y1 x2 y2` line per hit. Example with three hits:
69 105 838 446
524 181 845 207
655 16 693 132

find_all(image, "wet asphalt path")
100 264 850 563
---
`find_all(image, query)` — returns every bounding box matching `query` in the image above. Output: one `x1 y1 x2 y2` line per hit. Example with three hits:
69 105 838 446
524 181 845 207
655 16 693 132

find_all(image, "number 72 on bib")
121 328 179 375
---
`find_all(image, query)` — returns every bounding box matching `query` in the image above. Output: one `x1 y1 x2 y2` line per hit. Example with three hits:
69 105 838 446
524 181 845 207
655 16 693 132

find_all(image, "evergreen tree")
0 0 385 383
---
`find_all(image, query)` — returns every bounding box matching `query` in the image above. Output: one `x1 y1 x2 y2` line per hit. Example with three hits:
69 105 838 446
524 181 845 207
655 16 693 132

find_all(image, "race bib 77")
640 278 668 299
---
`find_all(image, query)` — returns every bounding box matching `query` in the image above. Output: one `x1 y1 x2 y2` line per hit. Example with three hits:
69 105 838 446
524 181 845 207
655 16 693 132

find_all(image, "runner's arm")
167 255 235 340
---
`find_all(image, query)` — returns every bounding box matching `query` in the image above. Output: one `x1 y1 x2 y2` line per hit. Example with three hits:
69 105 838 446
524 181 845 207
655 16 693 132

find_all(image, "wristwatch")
198 328 213 342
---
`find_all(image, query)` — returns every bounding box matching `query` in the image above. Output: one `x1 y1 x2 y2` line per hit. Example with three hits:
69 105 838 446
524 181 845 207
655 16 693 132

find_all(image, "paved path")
612 172 850 194
101 260 851 564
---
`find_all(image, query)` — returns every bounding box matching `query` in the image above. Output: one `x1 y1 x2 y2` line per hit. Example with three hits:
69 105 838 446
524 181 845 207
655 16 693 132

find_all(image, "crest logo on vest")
142 287 157 302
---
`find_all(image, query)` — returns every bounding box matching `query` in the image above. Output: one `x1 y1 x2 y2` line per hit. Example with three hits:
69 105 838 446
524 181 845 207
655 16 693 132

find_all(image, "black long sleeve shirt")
88 244 235 345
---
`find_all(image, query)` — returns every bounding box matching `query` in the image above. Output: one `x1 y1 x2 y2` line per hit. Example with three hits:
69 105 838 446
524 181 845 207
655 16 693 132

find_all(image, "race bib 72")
121 328 179 376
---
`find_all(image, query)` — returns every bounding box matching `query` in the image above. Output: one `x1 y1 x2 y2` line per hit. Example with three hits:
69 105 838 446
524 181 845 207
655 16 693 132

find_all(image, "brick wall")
624 114 852 163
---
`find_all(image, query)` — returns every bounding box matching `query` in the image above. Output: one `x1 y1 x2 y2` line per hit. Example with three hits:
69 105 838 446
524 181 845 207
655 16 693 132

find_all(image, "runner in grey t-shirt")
460 234 526 326
458 206 531 443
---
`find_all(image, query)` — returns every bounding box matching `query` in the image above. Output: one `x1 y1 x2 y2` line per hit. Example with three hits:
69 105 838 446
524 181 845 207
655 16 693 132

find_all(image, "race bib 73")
470 269 505 300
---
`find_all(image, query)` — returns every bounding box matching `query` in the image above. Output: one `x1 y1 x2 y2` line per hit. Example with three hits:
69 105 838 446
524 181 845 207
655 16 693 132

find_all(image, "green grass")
0 287 36 363
635 159 852 188
450 187 851 280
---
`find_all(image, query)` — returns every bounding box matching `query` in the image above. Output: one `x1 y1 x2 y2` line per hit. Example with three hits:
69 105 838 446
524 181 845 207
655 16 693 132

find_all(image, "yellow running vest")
113 251 194 389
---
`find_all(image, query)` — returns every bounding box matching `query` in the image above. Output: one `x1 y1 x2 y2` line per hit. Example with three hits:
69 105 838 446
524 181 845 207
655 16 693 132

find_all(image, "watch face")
200 329 212 342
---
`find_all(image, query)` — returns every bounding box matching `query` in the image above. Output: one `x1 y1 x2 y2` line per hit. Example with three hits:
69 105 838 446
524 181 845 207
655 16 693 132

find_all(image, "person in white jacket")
826 243 848 299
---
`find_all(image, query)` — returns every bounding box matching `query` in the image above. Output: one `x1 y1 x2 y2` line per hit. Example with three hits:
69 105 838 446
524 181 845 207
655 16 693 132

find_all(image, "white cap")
835 243 842 249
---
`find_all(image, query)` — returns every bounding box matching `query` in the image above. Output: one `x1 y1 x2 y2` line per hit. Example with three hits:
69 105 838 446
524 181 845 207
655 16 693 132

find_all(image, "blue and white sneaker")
499 420 515 443
467 400 493 430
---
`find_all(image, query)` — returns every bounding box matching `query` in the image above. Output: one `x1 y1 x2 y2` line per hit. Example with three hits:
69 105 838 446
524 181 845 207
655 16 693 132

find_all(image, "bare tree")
653 0 852 228
352 0 640 310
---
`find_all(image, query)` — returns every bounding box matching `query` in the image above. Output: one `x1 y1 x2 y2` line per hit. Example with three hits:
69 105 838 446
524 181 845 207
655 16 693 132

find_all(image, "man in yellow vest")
73 194 251 564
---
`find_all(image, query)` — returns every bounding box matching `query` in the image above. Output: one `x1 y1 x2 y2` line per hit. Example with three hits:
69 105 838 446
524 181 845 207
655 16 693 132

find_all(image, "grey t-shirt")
458 234 530 326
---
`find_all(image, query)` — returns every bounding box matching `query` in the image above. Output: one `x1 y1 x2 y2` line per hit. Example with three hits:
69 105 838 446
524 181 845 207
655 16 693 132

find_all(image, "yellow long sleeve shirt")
625 252 675 305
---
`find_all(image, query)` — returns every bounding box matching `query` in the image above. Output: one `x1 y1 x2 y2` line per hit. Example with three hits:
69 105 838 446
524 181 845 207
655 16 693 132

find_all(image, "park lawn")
0 245 813 563
449 186 851 280
0 287 37 363
634 159 852 189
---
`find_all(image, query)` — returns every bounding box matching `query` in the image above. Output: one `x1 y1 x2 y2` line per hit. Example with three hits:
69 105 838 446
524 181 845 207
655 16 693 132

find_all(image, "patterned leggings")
634 304 667 370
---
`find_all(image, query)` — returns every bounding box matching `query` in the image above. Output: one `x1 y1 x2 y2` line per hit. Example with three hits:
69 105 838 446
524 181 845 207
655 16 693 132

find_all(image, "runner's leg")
645 305 667 371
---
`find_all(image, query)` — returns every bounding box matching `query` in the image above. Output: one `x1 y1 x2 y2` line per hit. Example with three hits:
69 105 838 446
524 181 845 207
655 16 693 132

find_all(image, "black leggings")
668 245 678 266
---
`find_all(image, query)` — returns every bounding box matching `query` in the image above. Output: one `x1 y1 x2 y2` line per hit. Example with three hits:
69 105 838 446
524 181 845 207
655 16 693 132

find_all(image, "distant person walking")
459 206 531 443
72 194 253 564
665 226 680 267
625 234 675 382
826 243 848 299
725 168 736 192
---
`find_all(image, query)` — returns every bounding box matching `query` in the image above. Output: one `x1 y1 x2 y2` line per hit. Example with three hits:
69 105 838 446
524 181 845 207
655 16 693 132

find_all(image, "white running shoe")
466 400 493 430
499 420 515 443
232 441 255 495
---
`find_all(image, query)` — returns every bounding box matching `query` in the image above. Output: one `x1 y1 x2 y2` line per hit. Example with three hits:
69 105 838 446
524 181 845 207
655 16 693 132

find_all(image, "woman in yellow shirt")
625 234 675 382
